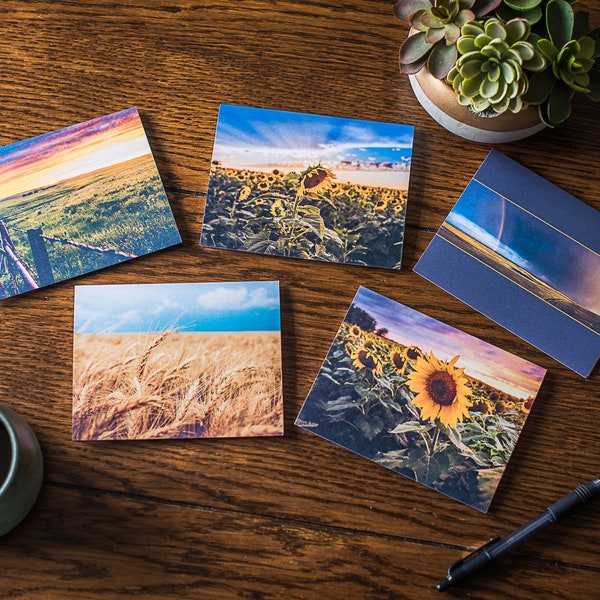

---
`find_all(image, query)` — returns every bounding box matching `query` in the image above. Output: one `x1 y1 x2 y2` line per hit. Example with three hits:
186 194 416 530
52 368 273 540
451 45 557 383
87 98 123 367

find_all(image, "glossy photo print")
295 287 546 512
200 104 414 269
73 281 283 441
415 150 600 377
0 108 181 300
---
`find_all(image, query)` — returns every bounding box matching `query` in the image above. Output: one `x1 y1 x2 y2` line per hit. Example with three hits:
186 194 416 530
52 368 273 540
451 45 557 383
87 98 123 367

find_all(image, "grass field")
1 154 179 296
73 331 283 441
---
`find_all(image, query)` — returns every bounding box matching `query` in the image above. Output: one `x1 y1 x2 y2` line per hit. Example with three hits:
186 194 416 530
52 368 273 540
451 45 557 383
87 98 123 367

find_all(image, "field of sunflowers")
200 163 408 268
296 317 535 512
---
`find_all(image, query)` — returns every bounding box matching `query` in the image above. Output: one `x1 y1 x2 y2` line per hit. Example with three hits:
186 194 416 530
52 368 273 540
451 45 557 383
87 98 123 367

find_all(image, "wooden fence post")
27 227 55 287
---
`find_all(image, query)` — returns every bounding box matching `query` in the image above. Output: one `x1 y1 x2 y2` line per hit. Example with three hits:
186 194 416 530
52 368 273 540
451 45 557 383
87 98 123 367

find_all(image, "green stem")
429 427 441 458
286 189 304 253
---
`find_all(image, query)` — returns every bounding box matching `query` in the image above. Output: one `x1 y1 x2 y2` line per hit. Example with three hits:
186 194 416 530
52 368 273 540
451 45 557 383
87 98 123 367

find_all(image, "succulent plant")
446 18 546 113
522 0 600 126
394 0 502 78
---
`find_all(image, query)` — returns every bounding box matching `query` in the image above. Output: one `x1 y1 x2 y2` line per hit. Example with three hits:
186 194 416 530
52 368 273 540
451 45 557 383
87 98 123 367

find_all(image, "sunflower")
406 353 472 428
258 181 270 190
389 349 407 374
345 323 364 340
374 197 389 210
270 199 285 218
238 185 252 201
298 164 336 196
351 342 382 375
403 346 423 362
521 397 534 414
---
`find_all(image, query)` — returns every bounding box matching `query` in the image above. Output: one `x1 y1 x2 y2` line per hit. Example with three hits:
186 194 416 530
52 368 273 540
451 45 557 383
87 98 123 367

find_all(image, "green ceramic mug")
0 403 43 536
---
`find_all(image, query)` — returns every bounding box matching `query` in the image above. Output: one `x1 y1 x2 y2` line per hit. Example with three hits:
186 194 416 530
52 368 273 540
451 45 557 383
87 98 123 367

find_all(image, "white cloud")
196 285 276 311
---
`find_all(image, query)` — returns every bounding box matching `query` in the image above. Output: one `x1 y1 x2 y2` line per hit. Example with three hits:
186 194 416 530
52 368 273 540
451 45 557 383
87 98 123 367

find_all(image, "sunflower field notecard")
295 287 546 512
200 104 414 269
0 108 181 300
73 281 283 441
414 149 600 377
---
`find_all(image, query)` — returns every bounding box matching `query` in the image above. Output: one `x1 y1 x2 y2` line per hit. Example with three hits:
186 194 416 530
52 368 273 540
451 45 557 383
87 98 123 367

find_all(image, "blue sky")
350 287 545 399
74 281 281 334
447 180 600 316
211 104 414 189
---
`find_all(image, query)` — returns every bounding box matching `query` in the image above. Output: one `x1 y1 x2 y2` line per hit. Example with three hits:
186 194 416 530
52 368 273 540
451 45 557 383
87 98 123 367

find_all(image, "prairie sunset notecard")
0 108 181 300
73 281 283 441
295 287 546 512
200 104 414 269
414 150 600 377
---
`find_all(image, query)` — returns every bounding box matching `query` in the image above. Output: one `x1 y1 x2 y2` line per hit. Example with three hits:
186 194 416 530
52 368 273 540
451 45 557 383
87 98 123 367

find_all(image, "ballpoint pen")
436 478 600 592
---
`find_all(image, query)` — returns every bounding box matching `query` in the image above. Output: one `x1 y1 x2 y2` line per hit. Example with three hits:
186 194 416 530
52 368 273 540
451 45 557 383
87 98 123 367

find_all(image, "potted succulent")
394 0 600 142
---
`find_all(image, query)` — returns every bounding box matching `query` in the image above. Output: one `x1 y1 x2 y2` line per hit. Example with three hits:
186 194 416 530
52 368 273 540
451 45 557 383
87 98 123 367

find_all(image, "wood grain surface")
0 1 598 599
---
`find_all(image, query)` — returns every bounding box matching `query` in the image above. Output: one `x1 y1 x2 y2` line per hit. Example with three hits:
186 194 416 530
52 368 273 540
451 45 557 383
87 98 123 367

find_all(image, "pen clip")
447 536 501 575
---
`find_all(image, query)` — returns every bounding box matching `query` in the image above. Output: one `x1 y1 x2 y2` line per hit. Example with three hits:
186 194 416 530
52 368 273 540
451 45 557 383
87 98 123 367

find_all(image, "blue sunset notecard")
414 149 600 377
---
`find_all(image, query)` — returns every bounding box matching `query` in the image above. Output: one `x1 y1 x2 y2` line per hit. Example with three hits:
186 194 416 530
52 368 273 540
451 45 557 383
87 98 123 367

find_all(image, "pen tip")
436 579 451 592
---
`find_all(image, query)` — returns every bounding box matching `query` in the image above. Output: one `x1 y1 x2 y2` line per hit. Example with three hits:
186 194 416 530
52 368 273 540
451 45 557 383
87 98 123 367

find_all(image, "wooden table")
1 2 599 598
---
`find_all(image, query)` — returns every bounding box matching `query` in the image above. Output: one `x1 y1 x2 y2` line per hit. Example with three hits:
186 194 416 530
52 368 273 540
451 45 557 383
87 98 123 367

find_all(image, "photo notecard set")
0 108 181 300
200 104 414 269
295 287 546 512
73 281 283 441
415 149 600 377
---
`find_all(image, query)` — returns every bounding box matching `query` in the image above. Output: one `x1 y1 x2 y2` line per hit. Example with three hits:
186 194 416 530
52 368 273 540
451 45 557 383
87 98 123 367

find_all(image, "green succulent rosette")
447 17 546 113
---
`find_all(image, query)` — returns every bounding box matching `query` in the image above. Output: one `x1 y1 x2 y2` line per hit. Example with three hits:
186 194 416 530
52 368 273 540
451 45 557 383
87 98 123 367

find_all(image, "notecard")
414 149 600 377
200 104 414 269
0 108 181 300
295 287 546 512
73 281 283 441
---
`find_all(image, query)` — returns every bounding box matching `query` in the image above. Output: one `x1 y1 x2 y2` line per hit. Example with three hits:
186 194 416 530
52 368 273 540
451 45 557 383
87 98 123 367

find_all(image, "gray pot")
0 404 44 536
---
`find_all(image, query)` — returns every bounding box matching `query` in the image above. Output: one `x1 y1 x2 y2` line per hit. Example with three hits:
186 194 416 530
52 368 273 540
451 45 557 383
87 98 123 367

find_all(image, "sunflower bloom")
389 349 406 374
351 342 382 375
270 199 285 217
298 164 336 197
406 353 472 428
238 185 252 201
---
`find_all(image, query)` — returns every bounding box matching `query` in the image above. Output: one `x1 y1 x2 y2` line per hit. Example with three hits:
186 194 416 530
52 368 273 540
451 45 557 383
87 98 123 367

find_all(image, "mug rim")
0 410 17 497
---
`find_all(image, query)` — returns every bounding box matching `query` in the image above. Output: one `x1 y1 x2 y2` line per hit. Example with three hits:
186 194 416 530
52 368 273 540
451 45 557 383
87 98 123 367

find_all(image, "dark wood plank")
2 484 599 600
0 1 599 598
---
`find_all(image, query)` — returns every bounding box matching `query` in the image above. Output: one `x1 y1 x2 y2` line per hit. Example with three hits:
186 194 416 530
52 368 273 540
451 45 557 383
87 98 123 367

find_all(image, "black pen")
437 478 600 592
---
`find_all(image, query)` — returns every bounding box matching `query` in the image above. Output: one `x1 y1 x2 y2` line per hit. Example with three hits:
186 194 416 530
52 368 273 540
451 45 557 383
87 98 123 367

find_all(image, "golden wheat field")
72 331 283 440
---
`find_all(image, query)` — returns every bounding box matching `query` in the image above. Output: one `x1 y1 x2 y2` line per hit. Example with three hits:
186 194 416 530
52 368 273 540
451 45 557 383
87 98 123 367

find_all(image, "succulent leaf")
400 31 433 64
504 18 529 45
537 38 559 62
546 0 574 50
425 27 448 43
545 81 572 125
472 0 502 18
522 68 556 103
503 0 541 10
573 10 592 40
495 4 542 26
428 40 459 78
588 66 600 100
394 0 433 23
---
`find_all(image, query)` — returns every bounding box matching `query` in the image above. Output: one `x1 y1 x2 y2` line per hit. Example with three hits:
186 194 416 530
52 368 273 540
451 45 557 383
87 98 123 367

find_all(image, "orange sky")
0 108 151 200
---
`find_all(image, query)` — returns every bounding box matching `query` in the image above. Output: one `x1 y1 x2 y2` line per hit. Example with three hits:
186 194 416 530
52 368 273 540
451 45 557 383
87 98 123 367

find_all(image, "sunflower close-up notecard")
200 104 414 269
295 286 546 512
